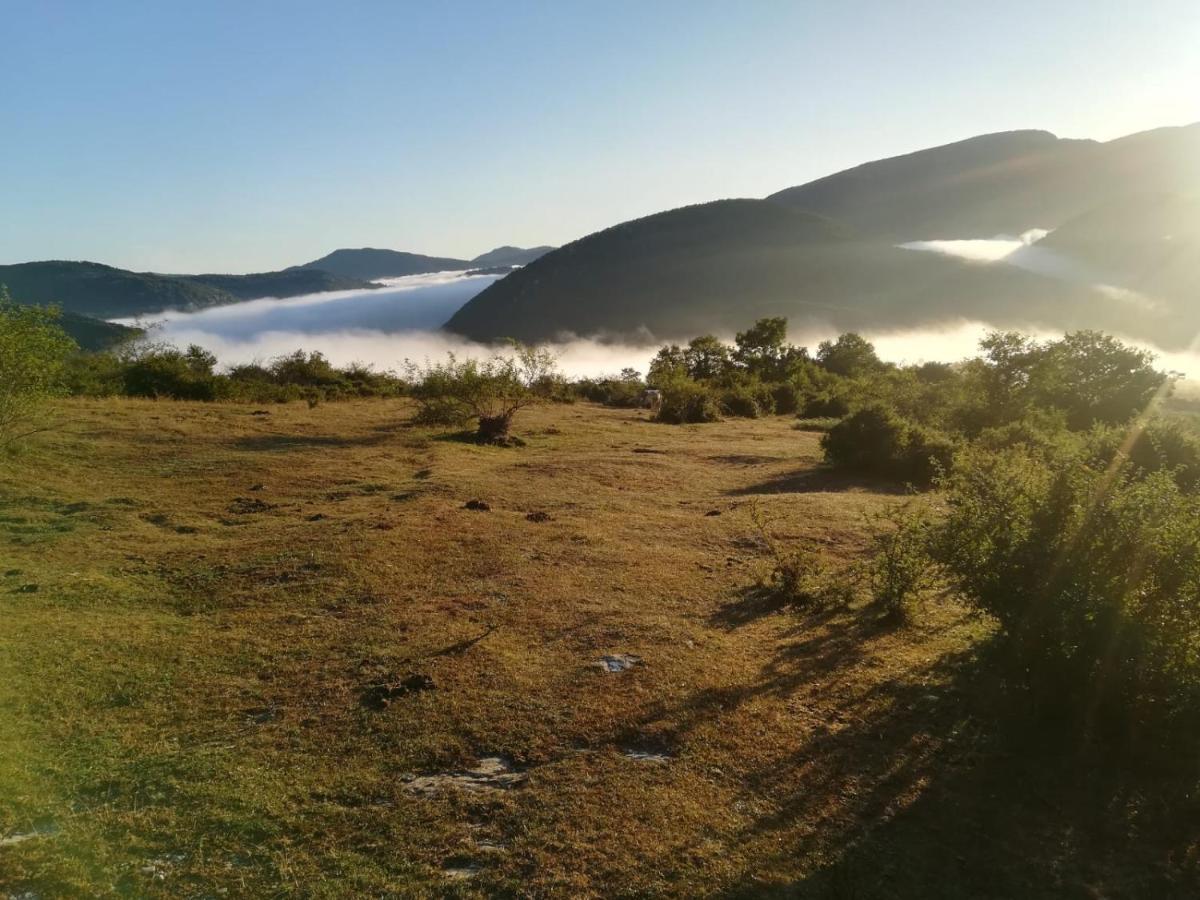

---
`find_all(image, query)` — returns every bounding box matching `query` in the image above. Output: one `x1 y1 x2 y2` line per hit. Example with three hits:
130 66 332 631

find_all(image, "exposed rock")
525 511 552 523
593 654 642 673
464 499 491 511
402 756 526 797
622 749 672 764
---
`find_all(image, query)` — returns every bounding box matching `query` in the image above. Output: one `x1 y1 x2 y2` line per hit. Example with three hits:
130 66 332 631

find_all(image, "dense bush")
121 344 222 400
935 444 1200 734
61 342 405 403
654 378 721 424
0 289 77 448
574 371 647 407
718 380 775 418
821 405 954 486
1088 417 1200 490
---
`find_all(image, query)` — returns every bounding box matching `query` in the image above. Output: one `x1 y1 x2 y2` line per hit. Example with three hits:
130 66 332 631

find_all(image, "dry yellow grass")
1 399 1194 897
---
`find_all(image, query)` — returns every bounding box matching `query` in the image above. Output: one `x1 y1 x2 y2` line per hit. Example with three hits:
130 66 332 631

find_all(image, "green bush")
719 381 774 418
1087 417 1200 491
868 504 937 620
935 445 1200 733
120 344 221 401
654 378 721 424
801 390 851 418
821 405 954 487
405 345 558 443
0 291 77 447
573 376 646 408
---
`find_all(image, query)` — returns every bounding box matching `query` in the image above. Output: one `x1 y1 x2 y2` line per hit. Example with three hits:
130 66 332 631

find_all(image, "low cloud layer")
113 269 1200 380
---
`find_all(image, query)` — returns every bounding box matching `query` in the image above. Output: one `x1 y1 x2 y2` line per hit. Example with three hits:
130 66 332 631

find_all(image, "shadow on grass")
230 433 395 453
727 466 910 496
646 602 1200 896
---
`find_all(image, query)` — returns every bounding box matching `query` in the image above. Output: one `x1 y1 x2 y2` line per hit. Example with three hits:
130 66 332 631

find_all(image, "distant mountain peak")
470 245 555 267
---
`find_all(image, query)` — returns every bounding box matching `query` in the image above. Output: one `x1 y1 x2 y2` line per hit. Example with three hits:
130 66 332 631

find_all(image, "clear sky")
3 0 1198 273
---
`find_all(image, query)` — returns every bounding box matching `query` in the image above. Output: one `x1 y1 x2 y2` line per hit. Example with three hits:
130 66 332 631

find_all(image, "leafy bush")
821 405 954 487
801 390 852 418
0 290 77 448
654 378 721 424
935 445 1200 733
868 504 937 620
120 344 221 400
1087 417 1200 490
573 374 646 408
405 345 558 443
719 380 775 418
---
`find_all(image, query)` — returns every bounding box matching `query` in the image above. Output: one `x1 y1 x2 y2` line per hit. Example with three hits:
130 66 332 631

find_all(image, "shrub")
801 390 851 418
935 445 1200 734
1087 417 1200 491
719 381 774 418
119 344 221 400
868 504 937 620
62 351 127 397
821 405 953 487
573 376 645 408
0 290 77 448
654 378 721 424
405 344 558 443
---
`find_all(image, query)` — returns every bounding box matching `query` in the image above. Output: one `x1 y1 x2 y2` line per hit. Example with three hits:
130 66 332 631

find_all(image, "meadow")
2 398 1195 897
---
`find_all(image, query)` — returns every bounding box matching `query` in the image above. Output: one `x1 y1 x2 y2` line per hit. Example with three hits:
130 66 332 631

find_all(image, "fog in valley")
115 251 1200 381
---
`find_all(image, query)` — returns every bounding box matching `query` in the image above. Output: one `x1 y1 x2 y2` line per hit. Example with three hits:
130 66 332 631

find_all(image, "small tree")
816 332 883 377
0 286 78 449
683 335 731 380
405 344 558 443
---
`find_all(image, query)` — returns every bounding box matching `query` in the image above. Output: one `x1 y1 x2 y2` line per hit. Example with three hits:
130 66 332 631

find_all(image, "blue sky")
3 0 1198 273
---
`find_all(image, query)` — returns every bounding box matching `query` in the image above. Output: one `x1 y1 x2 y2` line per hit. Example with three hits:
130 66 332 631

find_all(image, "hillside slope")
769 123 1200 239
0 261 236 319
445 198 1130 344
56 311 142 350
297 248 471 279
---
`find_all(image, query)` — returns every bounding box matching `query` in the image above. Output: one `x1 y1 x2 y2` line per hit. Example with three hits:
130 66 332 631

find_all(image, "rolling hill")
0 261 236 319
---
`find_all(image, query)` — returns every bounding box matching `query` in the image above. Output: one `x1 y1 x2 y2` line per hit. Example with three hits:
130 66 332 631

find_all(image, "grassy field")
1 399 1196 898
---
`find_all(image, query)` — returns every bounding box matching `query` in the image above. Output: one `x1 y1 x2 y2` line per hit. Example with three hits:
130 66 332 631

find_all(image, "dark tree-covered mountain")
769 123 1200 239
446 198 1143 345
449 122 1200 349
469 246 555 267
295 248 472 280
182 268 378 300
0 261 237 319
56 311 142 351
